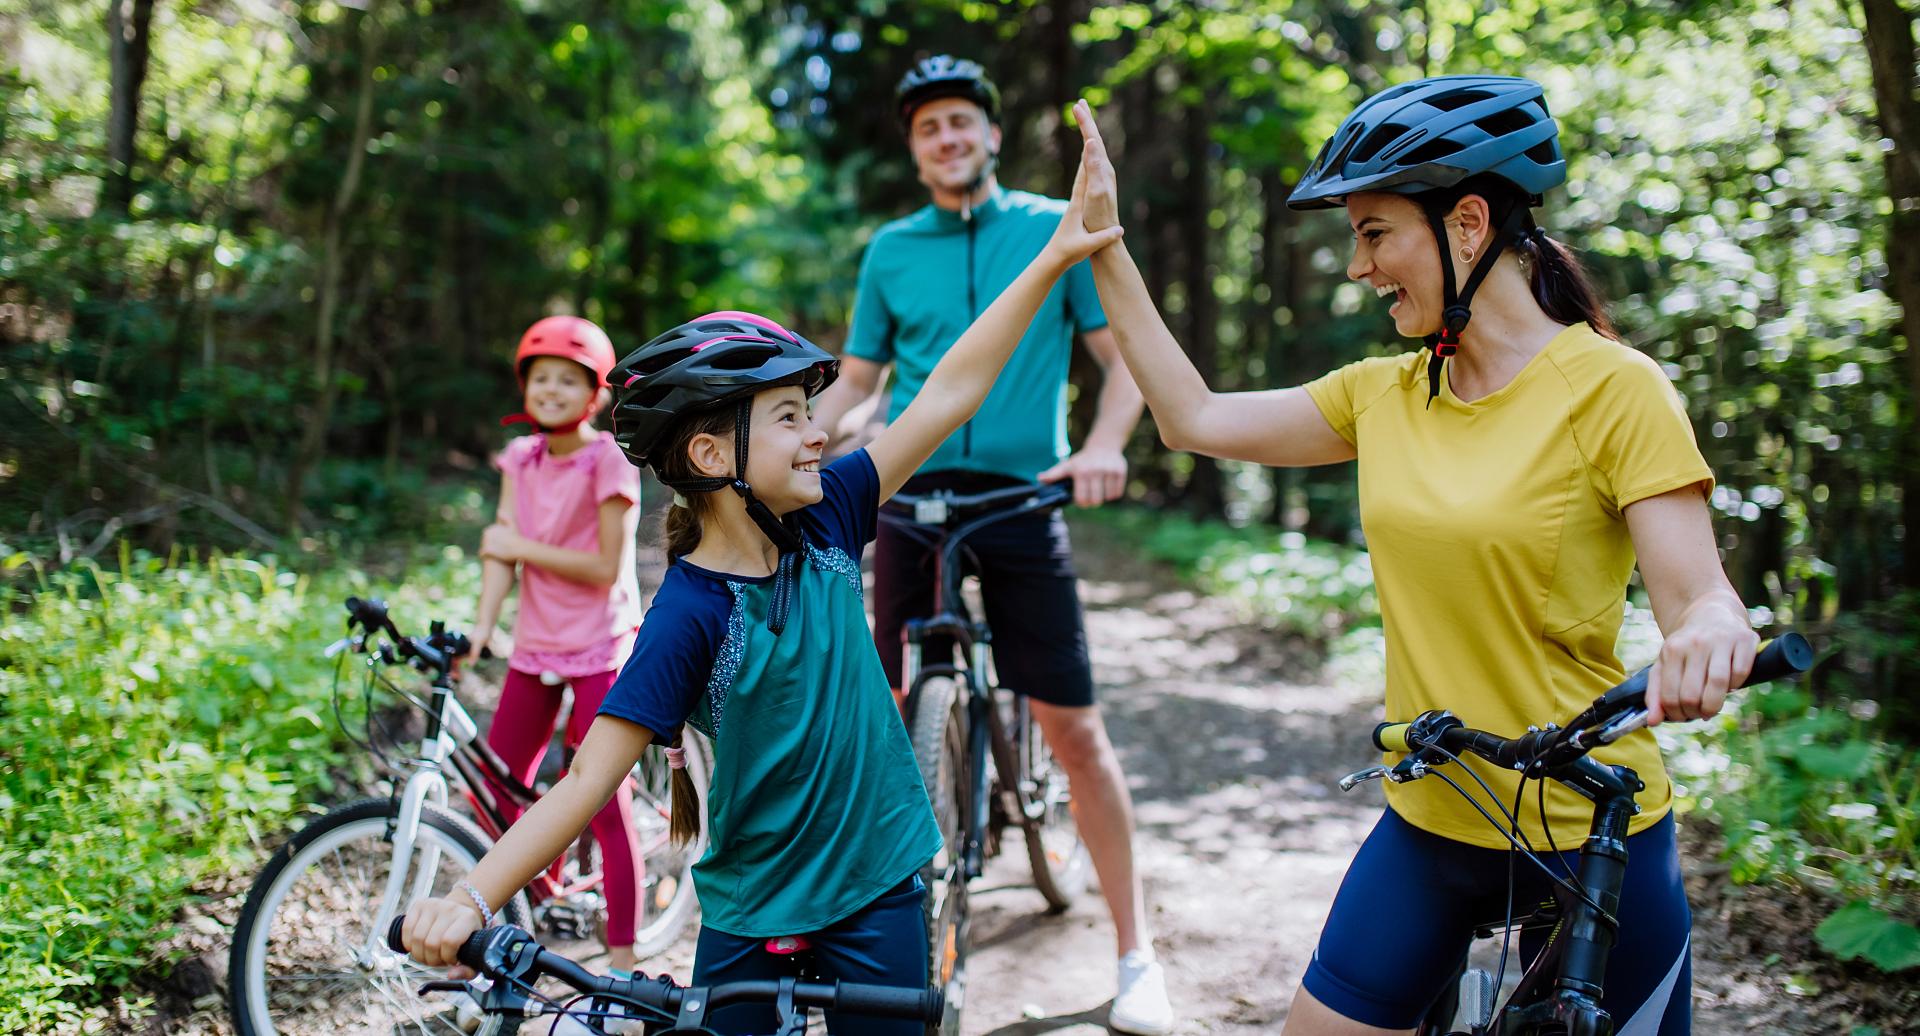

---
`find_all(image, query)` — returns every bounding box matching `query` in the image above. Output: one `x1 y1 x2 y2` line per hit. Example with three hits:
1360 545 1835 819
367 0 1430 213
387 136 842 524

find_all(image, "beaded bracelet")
457 881 495 929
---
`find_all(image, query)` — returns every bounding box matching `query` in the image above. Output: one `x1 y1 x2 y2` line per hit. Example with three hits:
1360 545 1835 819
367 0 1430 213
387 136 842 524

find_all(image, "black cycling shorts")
872 470 1096 709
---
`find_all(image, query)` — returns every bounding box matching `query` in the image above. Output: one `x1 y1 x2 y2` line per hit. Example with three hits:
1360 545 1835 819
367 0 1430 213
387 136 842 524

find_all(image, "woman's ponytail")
1427 175 1619 341
1522 227 1617 339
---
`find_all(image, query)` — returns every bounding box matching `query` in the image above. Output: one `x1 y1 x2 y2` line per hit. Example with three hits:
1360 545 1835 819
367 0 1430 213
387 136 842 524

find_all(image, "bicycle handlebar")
338 596 473 677
883 479 1073 527
384 918 943 1030
1372 632 1813 770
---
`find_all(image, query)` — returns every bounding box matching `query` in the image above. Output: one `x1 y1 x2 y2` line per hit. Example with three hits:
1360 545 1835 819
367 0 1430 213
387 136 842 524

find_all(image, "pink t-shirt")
494 433 642 677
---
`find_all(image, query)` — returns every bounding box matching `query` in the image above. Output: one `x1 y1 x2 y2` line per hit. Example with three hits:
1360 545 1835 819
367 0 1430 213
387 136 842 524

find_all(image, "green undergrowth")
0 543 480 1032
1089 506 1919 975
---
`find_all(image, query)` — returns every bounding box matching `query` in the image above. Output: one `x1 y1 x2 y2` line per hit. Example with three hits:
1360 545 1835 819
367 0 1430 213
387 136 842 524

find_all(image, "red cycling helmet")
504 315 618 431
516 315 616 387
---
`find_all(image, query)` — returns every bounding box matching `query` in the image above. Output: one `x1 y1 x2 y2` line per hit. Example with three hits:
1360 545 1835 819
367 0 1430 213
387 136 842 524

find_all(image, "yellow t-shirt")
1305 322 1714 849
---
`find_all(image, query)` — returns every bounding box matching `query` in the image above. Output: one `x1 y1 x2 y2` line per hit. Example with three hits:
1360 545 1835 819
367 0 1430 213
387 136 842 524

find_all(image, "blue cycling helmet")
1288 75 1565 211
1290 76 1567 407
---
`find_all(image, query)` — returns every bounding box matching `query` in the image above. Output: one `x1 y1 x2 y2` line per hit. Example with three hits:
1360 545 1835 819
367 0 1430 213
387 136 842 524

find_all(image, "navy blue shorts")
691 875 928 1036
1303 808 1692 1034
874 469 1095 708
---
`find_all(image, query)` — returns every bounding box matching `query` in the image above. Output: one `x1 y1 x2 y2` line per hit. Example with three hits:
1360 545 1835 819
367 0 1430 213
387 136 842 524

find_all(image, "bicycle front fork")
370 741 454 960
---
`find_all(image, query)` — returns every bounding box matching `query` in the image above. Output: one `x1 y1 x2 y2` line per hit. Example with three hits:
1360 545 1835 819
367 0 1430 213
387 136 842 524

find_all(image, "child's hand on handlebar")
400 895 484 976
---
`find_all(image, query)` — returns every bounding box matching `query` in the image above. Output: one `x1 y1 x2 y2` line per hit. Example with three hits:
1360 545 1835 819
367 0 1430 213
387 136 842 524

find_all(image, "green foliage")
0 547 478 1032
1816 901 1920 972
1663 676 1920 972
1083 507 1376 639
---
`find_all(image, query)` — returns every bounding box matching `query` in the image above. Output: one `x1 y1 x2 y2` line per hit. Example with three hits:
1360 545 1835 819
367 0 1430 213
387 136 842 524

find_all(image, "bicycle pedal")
537 900 598 940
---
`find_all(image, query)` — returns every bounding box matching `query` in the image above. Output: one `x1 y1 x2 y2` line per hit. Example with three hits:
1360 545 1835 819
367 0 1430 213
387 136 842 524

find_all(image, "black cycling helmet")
1288 75 1567 407
1287 75 1565 211
611 311 836 629
895 55 1000 131
611 310 837 471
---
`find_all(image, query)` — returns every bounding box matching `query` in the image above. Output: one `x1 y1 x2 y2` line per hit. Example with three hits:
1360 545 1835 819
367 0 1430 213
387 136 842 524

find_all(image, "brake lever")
323 636 355 659
1338 765 1390 791
1590 708 1648 746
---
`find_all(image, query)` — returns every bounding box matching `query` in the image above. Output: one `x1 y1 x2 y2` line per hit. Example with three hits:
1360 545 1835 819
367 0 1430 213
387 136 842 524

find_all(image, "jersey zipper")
961 212 977 458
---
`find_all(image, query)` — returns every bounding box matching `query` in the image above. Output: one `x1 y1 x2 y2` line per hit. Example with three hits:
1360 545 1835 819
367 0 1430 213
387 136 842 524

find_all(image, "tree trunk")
288 3 382 530
1047 0 1085 194
1861 0 1920 593
1181 90 1224 516
102 0 156 217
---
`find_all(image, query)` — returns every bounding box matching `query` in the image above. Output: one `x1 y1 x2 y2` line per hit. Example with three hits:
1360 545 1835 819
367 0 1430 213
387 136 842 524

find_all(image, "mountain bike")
880 481 1093 1036
228 595 711 1036
1336 632 1813 1036
382 916 945 1035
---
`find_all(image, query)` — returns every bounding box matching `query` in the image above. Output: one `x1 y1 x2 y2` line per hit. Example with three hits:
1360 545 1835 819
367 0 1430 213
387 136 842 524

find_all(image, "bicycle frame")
361 658 610 960
894 488 1060 883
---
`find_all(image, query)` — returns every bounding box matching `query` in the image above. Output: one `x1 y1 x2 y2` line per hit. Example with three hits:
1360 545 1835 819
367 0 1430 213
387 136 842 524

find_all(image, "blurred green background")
2 0 1917 1031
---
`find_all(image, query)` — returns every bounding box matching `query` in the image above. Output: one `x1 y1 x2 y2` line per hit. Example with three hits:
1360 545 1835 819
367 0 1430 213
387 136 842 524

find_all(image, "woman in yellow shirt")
1065 78 1756 1036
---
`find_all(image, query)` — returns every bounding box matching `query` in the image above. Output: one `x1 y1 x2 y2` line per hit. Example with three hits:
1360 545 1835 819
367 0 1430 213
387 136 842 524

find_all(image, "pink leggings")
485 667 641 947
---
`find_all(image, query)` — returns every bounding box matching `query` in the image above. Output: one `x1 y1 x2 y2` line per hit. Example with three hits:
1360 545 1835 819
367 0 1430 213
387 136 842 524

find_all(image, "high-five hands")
1071 100 1121 234
1042 103 1126 270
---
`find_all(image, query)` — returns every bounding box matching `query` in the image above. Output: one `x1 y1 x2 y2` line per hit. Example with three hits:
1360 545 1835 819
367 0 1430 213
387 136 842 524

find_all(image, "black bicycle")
1337 632 1813 1036
383 917 944 1035
879 481 1092 1036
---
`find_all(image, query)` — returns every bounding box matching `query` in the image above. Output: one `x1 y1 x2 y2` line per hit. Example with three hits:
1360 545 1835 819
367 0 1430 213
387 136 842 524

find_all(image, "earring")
1461 247 1476 263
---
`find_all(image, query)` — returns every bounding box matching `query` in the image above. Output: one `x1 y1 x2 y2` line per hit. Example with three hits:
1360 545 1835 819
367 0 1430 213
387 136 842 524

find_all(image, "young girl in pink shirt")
468 314 646 973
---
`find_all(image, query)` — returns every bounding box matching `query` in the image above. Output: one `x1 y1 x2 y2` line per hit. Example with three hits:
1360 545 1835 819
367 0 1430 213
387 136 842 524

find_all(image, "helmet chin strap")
499 392 605 433
659 398 805 634
1419 202 1529 409
960 150 998 222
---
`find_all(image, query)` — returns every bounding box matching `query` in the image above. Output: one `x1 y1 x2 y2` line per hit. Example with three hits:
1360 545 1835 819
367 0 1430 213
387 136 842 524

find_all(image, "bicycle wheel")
228 798 531 1036
585 730 710 959
906 675 969 1036
1012 695 1091 912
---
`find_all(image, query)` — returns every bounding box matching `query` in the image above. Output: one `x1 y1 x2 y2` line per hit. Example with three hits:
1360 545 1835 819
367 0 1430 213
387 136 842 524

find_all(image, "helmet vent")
706 345 779 371
1401 137 1464 166
1474 107 1536 140
1353 122 1410 164
631 348 697 376
626 385 674 409
1426 89 1494 112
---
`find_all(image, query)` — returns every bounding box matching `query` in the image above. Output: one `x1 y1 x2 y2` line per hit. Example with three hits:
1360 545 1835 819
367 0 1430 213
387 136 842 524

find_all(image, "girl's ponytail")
668 742 702 845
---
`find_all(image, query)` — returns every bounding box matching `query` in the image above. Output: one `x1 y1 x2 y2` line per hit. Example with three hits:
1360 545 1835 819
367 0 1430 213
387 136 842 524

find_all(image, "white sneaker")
1110 949 1173 1035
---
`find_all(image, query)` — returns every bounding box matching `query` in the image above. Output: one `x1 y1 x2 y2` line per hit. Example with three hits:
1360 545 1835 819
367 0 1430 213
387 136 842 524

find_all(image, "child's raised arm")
402 715 654 967
864 140 1124 501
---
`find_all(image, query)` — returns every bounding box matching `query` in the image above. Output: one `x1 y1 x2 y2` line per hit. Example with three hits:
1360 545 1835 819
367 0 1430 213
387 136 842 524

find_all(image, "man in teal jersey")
810 55 1171 1035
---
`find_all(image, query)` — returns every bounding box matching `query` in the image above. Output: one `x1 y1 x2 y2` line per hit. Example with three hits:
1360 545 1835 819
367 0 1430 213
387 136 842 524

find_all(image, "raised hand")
1072 100 1119 233
1042 116 1126 269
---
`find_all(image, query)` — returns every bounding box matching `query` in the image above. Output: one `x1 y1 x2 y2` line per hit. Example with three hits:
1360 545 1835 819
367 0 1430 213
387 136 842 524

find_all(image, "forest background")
2 0 1918 1032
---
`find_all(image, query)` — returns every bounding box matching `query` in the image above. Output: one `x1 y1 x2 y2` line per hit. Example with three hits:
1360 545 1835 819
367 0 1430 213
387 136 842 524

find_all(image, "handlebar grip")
1372 722 1412 753
384 915 493 970
1742 632 1812 687
831 982 944 1022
